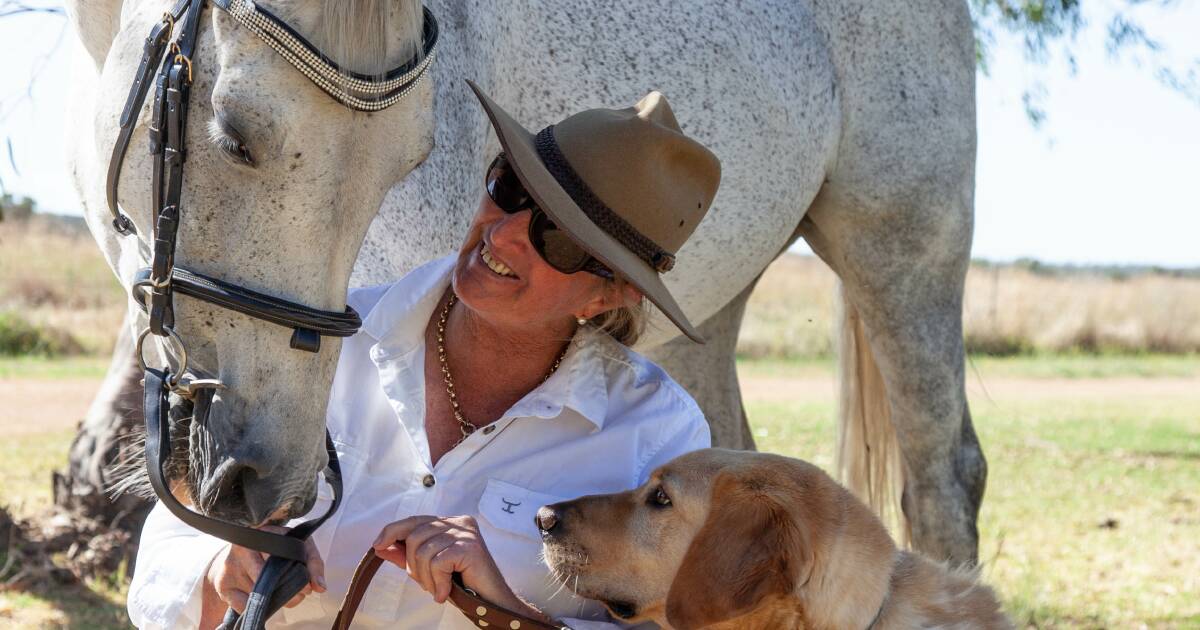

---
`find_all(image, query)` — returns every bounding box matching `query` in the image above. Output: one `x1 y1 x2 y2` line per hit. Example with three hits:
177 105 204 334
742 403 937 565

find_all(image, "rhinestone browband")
219 0 438 111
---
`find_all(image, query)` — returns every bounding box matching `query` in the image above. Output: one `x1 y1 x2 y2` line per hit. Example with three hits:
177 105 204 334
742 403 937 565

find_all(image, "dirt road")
0 378 98 434
6 372 1199 437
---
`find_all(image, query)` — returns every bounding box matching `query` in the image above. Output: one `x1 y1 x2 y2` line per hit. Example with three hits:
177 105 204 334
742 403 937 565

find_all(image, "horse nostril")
536 506 560 534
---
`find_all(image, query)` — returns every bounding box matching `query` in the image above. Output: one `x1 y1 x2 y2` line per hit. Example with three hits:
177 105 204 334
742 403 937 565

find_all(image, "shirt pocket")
477 478 567 539
474 480 610 623
474 479 567 593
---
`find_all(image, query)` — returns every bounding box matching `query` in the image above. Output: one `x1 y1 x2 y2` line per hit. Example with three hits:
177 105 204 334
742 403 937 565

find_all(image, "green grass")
735 353 1200 381
744 359 1200 629
0 356 110 380
0 428 77 518
966 353 1200 379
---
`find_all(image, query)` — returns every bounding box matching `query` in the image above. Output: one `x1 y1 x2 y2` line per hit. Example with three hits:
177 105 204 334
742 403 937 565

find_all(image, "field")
2 354 1198 628
2 218 1199 628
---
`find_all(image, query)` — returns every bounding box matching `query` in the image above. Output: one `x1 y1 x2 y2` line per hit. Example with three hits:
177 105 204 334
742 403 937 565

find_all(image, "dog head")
537 448 895 629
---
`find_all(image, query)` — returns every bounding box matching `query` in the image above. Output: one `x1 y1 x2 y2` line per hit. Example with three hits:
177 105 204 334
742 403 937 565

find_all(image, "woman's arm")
127 502 229 629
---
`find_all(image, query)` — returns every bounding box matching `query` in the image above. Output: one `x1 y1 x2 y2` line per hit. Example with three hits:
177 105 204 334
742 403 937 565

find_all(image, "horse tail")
835 282 910 546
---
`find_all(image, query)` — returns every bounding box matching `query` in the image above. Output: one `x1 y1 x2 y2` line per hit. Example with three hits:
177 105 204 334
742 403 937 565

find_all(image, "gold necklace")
437 292 570 446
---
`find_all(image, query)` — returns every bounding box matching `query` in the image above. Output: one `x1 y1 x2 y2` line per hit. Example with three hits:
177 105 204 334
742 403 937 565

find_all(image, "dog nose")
536 505 560 534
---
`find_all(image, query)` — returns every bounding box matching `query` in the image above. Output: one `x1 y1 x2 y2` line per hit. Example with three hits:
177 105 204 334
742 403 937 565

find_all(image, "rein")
106 1 437 628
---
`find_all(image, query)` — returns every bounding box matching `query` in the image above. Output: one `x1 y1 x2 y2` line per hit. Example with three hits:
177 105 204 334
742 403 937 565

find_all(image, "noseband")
106 0 438 628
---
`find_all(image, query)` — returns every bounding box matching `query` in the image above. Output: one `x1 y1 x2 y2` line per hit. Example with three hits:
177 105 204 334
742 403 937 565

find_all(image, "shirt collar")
508 330 610 431
361 254 611 430
361 255 456 357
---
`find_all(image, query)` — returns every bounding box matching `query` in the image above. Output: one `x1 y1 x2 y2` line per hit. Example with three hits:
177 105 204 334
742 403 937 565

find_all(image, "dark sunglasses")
485 153 613 279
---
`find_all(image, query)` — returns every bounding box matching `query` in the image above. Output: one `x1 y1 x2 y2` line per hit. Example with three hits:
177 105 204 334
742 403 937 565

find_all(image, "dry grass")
740 254 1200 359
963 263 1200 354
0 219 126 356
3 218 1199 360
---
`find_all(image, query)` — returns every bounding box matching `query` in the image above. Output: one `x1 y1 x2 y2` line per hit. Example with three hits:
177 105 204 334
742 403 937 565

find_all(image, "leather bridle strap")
143 367 345 628
332 549 571 630
105 0 192 234
105 0 439 235
134 267 362 352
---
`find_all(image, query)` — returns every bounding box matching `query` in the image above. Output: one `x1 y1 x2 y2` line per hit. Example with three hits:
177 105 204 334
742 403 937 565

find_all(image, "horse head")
74 0 435 526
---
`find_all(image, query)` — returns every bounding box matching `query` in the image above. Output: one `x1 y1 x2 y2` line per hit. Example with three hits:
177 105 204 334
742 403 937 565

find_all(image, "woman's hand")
373 515 526 612
203 526 326 614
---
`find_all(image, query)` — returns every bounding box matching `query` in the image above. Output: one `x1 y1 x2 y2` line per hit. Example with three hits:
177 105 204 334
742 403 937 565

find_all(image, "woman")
128 81 721 629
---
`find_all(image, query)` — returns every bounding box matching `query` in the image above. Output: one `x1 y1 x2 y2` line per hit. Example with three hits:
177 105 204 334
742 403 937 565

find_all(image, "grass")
0 356 110 380
0 424 132 629
740 254 1200 359
0 219 125 356
736 353 1200 381
3 356 1198 628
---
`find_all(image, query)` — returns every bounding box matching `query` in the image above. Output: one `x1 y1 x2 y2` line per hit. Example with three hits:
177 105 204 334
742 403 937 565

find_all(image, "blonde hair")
587 274 648 346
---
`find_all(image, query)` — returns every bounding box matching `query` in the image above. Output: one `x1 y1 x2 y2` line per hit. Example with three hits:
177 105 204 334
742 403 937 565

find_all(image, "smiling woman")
128 81 723 629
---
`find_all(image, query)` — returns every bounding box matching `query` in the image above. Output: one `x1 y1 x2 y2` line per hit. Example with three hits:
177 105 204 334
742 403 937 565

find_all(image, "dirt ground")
0 379 97 434
7 372 1199 433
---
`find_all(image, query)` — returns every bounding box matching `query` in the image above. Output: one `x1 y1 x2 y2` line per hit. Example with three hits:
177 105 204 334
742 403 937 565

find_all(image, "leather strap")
106 0 193 234
144 367 346 629
133 267 362 352
332 549 570 630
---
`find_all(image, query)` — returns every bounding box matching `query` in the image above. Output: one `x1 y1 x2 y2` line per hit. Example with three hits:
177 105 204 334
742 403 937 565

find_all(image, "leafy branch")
971 0 1200 125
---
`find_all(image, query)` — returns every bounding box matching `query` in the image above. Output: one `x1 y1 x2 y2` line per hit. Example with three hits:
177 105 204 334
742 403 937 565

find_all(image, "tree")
970 0 1199 125
0 192 36 222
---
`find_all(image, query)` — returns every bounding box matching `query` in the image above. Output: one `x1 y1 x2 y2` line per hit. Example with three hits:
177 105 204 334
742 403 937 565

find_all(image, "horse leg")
644 281 759 451
801 187 985 565
53 311 151 533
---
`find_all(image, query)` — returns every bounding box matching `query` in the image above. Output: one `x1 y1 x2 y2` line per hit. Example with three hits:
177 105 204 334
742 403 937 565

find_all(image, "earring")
576 316 588 326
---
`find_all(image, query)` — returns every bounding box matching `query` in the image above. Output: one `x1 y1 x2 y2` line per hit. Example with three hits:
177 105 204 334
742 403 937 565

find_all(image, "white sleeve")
127 501 229 629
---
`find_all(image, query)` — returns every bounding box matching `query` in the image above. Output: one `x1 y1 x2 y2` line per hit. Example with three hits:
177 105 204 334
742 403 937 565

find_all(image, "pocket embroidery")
477 479 569 539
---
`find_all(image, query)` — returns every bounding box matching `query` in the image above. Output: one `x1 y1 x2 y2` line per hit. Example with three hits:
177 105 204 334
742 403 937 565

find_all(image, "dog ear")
664 471 816 629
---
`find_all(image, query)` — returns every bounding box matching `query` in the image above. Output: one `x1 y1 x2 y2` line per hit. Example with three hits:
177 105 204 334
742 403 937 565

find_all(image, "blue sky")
2 3 1197 267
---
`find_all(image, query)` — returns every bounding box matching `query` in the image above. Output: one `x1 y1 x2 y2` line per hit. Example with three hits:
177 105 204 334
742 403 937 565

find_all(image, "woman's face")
452 193 635 335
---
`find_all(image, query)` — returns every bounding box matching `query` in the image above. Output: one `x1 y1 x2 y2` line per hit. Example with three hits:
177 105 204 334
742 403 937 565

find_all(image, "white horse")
67 0 986 564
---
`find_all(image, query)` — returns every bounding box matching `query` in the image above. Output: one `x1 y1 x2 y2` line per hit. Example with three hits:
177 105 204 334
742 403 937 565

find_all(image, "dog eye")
649 487 672 507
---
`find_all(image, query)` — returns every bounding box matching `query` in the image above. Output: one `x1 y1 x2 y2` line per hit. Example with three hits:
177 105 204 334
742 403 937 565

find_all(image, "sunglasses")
485 153 613 279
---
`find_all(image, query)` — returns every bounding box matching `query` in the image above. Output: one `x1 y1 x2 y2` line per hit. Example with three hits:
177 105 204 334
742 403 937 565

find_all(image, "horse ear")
664 472 814 629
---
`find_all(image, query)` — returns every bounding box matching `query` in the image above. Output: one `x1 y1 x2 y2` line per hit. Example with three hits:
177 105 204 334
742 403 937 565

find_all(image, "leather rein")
107 1 437 628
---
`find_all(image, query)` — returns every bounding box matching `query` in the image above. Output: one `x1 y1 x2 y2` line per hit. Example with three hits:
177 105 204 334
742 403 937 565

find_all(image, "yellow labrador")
537 448 1011 629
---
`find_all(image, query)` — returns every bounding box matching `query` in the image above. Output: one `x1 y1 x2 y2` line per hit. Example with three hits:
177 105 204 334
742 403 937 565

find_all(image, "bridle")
105 0 437 628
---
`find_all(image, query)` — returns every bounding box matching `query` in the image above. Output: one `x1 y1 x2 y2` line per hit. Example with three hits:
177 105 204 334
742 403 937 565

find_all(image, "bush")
0 311 84 357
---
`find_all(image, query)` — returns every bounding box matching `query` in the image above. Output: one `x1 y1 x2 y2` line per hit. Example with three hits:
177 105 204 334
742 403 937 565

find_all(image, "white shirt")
127 255 711 629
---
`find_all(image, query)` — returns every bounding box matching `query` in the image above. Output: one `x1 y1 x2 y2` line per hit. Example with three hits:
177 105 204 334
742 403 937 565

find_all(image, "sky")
2 3 1198 268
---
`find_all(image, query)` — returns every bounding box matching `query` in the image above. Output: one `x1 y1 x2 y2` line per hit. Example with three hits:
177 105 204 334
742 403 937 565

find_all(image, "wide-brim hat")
466 80 720 343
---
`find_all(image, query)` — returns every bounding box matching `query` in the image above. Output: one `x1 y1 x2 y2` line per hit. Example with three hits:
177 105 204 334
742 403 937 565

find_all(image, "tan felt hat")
466 80 721 343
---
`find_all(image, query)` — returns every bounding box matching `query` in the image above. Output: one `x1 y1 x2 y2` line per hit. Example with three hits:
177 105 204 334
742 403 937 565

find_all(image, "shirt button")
482 425 496 435
422 474 435 488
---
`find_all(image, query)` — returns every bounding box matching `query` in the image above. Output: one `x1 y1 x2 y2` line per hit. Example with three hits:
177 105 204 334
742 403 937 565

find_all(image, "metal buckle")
173 375 226 399
136 327 227 399
161 11 176 39
136 326 188 388
167 43 194 83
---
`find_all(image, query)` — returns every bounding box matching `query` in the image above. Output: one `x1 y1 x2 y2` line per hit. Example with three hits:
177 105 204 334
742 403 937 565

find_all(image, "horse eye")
650 486 672 507
208 115 255 167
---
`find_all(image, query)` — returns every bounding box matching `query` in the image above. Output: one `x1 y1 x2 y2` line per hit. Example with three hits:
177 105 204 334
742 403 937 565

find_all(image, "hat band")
534 126 676 273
